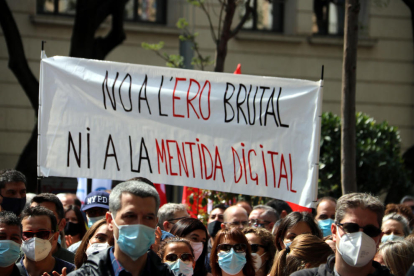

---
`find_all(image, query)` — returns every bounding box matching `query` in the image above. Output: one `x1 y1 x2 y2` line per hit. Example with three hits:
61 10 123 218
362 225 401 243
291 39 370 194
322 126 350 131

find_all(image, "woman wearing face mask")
242 227 275 276
64 205 87 248
374 240 414 276
380 213 410 243
169 217 209 276
274 212 322 251
268 234 333 276
73 218 114 268
158 237 195 276
210 228 255 276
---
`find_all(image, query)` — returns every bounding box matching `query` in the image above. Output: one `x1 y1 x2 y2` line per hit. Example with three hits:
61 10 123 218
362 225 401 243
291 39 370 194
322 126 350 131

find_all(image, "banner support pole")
321 65 324 80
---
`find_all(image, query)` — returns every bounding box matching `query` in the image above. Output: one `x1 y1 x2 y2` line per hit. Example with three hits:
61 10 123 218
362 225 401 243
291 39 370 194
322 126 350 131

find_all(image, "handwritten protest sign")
38 55 323 207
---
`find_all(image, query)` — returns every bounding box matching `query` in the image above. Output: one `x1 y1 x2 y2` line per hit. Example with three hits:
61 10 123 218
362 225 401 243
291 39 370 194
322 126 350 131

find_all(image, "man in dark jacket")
68 178 175 276
292 193 394 276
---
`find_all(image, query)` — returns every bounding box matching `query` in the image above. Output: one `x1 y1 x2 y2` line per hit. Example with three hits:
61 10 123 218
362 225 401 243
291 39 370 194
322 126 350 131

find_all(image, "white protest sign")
38 56 323 207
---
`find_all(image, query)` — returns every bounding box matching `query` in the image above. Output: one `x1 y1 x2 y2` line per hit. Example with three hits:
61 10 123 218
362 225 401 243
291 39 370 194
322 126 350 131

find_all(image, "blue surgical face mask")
0 240 21 267
218 248 246 275
58 235 62 245
283 241 292 249
381 234 404 243
318 218 335 237
111 214 155 261
87 215 105 228
167 259 194 276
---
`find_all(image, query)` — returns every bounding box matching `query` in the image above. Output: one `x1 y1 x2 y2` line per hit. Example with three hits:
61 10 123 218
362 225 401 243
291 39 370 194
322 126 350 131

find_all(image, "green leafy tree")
319 112 410 203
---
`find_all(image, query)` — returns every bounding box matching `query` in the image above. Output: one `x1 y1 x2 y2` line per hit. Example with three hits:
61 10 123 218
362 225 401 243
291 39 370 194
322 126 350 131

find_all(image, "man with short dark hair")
0 211 23 276
266 199 292 219
248 205 279 231
291 193 392 276
68 178 175 276
31 193 75 263
0 169 27 216
315 197 337 237
17 206 75 276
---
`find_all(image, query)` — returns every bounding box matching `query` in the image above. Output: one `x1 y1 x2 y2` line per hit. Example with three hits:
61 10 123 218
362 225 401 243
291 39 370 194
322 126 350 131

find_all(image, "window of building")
240 0 284 33
36 0 167 24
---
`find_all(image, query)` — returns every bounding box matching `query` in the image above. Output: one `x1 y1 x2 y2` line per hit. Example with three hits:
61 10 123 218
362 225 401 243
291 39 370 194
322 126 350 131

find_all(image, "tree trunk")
0 0 128 190
341 0 359 195
402 0 414 45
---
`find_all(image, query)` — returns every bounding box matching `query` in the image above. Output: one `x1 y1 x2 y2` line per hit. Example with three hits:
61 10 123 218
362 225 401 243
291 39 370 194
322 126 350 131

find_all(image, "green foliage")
319 112 410 201
141 41 165 51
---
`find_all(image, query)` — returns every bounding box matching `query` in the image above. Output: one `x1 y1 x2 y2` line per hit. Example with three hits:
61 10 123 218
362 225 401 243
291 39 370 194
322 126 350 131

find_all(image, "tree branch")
200 1 218 42
230 0 253 38
0 0 39 113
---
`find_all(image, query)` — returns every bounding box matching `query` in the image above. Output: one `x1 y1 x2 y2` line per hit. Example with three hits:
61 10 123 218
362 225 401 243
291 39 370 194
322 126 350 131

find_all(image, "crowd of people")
1 169 414 276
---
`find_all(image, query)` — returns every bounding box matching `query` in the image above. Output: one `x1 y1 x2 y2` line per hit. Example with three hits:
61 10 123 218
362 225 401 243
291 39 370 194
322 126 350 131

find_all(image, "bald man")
221 205 249 229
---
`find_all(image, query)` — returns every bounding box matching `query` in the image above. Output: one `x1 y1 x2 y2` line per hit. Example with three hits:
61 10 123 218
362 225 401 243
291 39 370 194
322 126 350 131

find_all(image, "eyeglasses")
165 253 194 263
250 243 266 253
336 222 382 238
217 243 247 253
249 219 271 228
167 216 188 223
224 221 249 227
22 230 53 241
210 214 224 220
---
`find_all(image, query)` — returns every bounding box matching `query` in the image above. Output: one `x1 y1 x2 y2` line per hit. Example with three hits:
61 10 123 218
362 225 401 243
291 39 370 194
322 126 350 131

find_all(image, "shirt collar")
109 248 151 276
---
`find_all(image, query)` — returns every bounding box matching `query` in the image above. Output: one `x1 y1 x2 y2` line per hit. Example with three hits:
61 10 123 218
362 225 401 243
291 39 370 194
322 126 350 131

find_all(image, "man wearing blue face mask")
315 197 337 237
0 211 22 276
0 169 27 217
82 191 110 229
67 178 175 276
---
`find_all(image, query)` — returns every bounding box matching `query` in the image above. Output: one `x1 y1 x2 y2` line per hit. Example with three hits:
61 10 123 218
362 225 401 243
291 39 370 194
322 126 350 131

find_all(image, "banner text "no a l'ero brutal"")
38 56 323 208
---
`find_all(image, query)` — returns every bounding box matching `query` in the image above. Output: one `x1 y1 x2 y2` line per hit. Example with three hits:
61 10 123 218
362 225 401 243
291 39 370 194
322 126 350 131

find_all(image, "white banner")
38 56 323 207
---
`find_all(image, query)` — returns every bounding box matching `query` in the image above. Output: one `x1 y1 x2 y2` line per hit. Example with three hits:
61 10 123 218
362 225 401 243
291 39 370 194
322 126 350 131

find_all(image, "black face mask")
207 220 222 238
0 196 26 216
64 221 81 236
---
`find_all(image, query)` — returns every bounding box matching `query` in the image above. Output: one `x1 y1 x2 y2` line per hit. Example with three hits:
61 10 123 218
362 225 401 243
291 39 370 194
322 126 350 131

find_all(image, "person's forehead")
166 242 192 254
4 181 26 190
227 208 248 221
221 236 240 245
22 215 52 230
249 209 263 219
340 207 379 227
119 193 156 213
287 221 311 235
31 202 59 219
382 219 403 230
245 232 261 244
211 208 224 215
0 222 21 236
318 200 336 212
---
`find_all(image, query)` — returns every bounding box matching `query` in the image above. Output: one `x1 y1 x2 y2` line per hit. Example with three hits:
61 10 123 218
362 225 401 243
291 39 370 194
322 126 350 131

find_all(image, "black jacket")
290 255 394 276
67 248 176 276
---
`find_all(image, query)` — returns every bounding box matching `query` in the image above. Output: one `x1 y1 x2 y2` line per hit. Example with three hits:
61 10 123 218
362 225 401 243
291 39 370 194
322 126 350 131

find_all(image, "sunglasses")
217 243 247 253
336 222 382 238
22 230 53 241
250 243 266 253
165 253 194 263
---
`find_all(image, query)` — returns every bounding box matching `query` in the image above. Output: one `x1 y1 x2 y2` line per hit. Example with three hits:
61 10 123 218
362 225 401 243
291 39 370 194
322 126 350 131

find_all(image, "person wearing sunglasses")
248 205 278 232
158 237 195 276
73 218 114 269
290 193 393 276
170 217 209 276
274 211 322 251
210 228 255 276
242 227 275 276
16 206 75 276
0 211 23 276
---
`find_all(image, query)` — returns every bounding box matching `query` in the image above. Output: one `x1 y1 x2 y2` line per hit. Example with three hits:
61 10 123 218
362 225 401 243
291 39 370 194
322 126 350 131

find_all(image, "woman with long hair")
169 217 209 276
374 240 414 276
73 218 114 268
210 228 255 276
64 205 87 247
274 212 322 251
269 234 333 276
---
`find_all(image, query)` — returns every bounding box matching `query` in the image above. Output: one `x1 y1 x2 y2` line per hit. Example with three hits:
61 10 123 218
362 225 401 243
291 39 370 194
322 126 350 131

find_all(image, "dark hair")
169 218 208 276
158 237 194 260
269 234 333 276
32 193 64 220
0 211 22 231
266 199 292 215
74 218 111 268
74 198 82 209
211 228 256 276
65 205 87 239
316 197 337 209
213 203 228 212
242 227 276 274
0 169 26 190
21 206 58 232
274 212 322 251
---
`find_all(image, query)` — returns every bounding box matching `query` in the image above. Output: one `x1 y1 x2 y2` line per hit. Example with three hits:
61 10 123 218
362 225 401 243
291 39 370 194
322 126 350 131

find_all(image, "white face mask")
21 236 53 262
336 226 377 267
251 252 266 272
85 242 110 257
189 241 203 261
